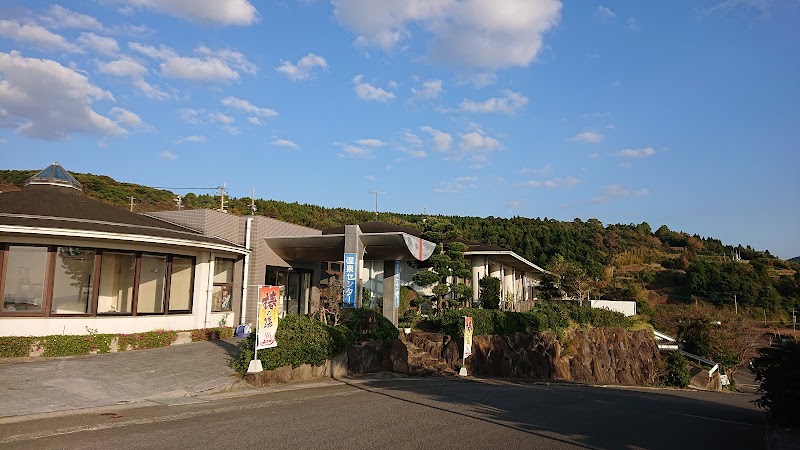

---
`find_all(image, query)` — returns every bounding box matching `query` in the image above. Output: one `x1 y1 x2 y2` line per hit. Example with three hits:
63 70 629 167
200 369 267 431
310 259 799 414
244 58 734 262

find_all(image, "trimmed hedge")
341 307 399 342
438 303 635 337
231 315 356 375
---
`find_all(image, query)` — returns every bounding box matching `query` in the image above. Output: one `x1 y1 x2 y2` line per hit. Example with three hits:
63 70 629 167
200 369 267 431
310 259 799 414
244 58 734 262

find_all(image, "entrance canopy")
264 230 435 262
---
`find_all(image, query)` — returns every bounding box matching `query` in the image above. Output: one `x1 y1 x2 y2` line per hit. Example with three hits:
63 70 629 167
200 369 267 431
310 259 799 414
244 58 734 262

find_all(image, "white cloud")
458 72 497 88
412 79 443 99
596 5 616 20
697 0 770 17
276 53 328 81
569 131 605 143
506 200 525 212
159 150 178 160
519 176 579 188
456 125 502 167
109 106 152 132
178 108 204 125
615 147 656 158
176 134 207 144
610 79 621 88
248 117 261 125
337 142 375 158
352 74 395 102
333 0 562 69
130 42 256 82
355 138 386 147
521 164 553 175
77 33 119 55
42 5 103 30
459 90 528 114
0 19 80 52
222 96 278 118
592 184 648 203
210 112 235 124
122 0 259 26
97 56 171 100
420 126 452 152
223 125 241 135
272 138 300 149
433 176 478 193
0 137 7 144
0 51 126 140
403 130 423 147
97 56 148 77
627 18 640 31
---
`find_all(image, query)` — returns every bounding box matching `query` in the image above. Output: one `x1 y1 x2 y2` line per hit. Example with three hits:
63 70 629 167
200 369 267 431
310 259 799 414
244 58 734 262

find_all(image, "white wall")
590 300 637 317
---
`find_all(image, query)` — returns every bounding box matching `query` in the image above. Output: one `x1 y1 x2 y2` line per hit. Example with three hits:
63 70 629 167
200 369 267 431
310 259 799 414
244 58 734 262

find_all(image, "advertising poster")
463 316 473 359
394 260 401 308
343 253 357 307
256 285 280 350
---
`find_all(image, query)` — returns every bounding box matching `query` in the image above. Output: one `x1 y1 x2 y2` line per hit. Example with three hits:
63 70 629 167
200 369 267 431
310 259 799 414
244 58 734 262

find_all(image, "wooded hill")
3 169 798 319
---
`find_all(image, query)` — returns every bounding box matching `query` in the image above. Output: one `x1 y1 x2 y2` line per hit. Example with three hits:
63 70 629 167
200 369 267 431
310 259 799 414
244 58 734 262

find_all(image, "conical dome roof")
24 162 82 191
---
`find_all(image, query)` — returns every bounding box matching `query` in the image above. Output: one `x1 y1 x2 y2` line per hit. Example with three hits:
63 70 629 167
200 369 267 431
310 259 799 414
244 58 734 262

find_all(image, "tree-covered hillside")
3 169 798 320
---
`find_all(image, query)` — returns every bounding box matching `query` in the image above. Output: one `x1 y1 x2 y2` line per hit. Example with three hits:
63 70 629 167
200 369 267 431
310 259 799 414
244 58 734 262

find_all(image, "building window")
2 245 47 313
137 254 167 314
51 247 95 315
212 258 234 312
168 257 194 312
97 252 136 314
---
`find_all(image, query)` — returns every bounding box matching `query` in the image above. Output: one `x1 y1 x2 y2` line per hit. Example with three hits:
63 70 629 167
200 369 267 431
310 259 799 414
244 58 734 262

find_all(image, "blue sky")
1 1 799 259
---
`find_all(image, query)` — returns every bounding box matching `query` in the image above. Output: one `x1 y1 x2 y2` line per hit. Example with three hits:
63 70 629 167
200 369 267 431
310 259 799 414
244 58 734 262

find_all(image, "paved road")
0 376 771 450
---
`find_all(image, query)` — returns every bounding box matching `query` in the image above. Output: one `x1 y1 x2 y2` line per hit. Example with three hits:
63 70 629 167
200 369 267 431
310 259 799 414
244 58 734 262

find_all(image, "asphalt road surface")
0 376 769 450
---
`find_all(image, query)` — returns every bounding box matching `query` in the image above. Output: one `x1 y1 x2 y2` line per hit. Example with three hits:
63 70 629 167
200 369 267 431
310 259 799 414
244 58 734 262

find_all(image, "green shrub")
341 307 398 342
661 351 690 388
329 324 356 356
479 276 501 309
0 336 35 357
117 329 177 351
40 333 114 357
191 327 234 341
231 315 334 375
751 341 800 427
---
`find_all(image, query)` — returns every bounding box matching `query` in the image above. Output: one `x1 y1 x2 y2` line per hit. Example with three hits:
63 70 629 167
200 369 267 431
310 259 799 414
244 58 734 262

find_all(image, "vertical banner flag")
343 253 357 307
463 316 473 359
256 285 280 350
394 260 401 308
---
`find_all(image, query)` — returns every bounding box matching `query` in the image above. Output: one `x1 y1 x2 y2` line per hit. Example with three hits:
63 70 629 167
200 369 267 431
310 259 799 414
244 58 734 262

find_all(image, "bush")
0 336 35 357
329 324 356 356
191 327 234 341
117 330 177 351
40 333 114 357
751 341 800 427
341 307 398 342
479 276 501 309
661 352 690 388
231 315 336 375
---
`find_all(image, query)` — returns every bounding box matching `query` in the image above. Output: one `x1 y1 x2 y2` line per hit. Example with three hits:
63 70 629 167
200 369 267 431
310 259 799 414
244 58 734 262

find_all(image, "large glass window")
51 247 95 314
97 252 135 314
168 257 194 312
212 258 234 312
137 254 167 314
2 246 47 313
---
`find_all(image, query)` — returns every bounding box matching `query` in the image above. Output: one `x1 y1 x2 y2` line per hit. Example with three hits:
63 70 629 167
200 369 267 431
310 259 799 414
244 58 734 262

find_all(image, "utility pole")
734 294 738 315
249 187 257 215
369 190 385 220
217 183 228 213
128 196 136 212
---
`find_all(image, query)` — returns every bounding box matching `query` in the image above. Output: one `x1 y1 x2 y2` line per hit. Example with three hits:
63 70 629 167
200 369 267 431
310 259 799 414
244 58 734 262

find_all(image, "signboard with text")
394 260 401 308
343 253 357 307
463 316 473 359
256 285 280 350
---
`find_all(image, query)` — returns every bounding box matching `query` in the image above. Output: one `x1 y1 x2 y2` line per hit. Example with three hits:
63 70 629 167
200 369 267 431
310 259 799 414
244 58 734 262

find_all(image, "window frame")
0 244 197 318
211 257 235 313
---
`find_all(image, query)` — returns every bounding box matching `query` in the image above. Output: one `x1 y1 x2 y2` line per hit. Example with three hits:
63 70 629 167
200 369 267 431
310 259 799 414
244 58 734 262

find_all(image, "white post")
241 217 253 325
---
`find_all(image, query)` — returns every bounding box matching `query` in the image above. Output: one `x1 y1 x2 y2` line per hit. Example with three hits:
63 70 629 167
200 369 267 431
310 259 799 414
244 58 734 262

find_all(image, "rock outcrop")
410 328 660 386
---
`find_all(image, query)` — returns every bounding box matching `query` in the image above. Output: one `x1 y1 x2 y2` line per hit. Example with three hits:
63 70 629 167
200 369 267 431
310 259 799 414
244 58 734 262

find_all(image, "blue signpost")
343 253 357 307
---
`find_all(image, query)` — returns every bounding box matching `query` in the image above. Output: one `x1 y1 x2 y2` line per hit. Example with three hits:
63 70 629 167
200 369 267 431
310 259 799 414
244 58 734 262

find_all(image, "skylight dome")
24 162 82 191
